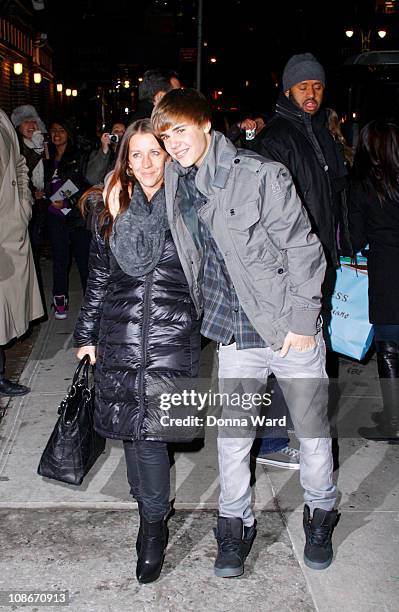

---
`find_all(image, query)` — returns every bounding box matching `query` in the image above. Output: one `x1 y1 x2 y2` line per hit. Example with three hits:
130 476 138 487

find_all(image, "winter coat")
44 146 90 231
249 94 350 267
348 180 399 324
164 130 326 351
73 195 201 442
0 109 44 345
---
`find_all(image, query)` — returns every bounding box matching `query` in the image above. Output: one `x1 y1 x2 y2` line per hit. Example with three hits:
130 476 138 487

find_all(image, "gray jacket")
164 130 326 350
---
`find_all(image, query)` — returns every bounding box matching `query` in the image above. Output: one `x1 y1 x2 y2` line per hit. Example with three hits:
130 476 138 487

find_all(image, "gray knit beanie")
10 104 46 132
282 53 325 92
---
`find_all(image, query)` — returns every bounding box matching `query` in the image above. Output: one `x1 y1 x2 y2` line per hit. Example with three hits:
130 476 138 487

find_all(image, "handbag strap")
72 354 91 388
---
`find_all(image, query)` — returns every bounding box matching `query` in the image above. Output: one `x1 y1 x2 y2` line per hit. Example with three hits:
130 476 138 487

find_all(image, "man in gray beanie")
250 52 350 264
248 54 351 476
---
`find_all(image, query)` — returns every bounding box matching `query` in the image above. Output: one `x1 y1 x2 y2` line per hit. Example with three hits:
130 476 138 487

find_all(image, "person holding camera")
85 120 126 186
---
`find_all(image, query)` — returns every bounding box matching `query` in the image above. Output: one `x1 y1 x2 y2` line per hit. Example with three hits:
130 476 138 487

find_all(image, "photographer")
85 120 126 186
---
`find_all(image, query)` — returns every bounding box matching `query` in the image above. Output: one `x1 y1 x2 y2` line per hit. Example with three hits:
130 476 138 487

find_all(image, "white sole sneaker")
54 312 68 320
255 456 300 470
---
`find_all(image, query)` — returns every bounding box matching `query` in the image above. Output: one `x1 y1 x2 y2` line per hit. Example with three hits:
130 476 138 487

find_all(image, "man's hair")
151 88 212 134
139 68 178 102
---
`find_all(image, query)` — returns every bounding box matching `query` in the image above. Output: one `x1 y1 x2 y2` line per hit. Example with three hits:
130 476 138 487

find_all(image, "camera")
109 133 119 144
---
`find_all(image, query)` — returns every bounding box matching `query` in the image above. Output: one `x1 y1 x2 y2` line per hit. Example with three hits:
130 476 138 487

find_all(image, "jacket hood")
196 130 238 196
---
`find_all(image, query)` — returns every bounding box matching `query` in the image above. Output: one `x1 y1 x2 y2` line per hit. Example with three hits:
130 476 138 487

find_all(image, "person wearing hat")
43 117 90 319
248 53 351 467
0 108 44 395
250 52 351 269
11 105 48 271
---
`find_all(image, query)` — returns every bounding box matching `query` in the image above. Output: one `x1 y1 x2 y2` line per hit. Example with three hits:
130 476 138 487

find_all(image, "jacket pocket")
226 201 277 279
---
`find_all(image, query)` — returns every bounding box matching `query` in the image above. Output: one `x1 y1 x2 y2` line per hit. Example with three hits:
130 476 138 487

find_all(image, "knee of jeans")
141 500 171 523
300 437 332 458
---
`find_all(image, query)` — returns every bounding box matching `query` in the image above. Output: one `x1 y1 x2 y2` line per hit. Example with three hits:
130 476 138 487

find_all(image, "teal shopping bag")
327 265 374 360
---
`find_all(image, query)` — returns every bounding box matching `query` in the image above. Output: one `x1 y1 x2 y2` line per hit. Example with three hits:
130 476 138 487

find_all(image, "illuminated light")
72 89 77 97
217 90 223 95
203 41 208 47
210 57 217 63
345 29 354 38
65 88 72 97
13 62 23 75
245 80 250 87
377 29 387 38
138 77 143 82
124 107 129 113
124 80 130 88
56 83 63 92
33 72 42 84
352 112 357 119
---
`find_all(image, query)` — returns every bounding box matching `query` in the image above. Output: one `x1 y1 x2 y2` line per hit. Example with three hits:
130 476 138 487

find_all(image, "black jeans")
123 440 170 522
47 214 91 297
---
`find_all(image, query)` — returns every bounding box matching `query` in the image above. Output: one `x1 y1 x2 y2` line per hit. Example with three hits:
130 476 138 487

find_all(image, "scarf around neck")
109 183 169 277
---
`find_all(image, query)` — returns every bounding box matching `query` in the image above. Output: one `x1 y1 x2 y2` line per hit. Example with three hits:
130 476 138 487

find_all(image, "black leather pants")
376 340 399 438
123 440 170 522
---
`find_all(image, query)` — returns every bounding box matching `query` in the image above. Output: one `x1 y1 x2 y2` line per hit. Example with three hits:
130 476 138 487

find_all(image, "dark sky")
27 0 395 112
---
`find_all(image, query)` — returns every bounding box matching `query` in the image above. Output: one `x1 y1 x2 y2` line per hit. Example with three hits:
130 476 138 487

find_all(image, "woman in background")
349 119 399 443
44 118 90 319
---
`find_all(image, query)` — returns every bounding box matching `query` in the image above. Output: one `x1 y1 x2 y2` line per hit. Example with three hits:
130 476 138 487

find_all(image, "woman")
10 105 48 256
44 118 90 319
73 119 201 583
349 119 399 443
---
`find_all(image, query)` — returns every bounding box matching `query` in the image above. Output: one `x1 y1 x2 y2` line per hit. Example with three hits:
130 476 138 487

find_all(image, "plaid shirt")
180 167 267 350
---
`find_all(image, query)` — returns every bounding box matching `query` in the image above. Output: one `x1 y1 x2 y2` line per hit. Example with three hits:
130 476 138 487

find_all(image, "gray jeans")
217 332 336 526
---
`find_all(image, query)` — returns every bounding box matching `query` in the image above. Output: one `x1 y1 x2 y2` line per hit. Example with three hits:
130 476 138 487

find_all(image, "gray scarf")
109 184 169 276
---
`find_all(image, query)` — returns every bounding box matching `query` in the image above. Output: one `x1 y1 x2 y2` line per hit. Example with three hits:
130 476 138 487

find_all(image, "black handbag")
38 354 106 486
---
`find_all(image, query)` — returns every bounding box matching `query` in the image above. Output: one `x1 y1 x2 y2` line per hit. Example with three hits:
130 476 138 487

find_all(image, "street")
0 260 398 612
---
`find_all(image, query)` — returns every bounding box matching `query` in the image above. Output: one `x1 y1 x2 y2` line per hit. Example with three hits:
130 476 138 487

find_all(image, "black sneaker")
213 516 244 578
241 520 257 560
303 504 338 570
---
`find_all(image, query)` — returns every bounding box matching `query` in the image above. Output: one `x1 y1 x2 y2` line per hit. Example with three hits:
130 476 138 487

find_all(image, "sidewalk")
0 260 398 611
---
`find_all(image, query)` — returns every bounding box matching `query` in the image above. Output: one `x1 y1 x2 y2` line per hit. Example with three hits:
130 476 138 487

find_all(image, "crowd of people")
0 55 398 585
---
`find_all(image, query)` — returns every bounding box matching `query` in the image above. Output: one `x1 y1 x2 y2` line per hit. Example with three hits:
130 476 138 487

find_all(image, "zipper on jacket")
135 272 153 438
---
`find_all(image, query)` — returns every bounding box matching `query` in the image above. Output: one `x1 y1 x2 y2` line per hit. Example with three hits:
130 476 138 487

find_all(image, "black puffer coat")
73 202 201 442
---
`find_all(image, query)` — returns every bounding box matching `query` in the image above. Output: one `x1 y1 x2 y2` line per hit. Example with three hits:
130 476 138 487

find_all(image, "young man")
151 89 338 577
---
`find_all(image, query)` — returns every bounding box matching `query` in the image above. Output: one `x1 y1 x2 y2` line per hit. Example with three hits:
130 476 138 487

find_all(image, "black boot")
303 505 338 570
241 520 257 561
0 378 30 396
136 502 143 555
136 517 168 584
359 341 399 443
213 516 245 578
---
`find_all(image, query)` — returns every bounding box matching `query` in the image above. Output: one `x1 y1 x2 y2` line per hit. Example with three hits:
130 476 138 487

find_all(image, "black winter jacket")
348 180 399 324
73 206 201 442
44 145 89 230
250 94 350 267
